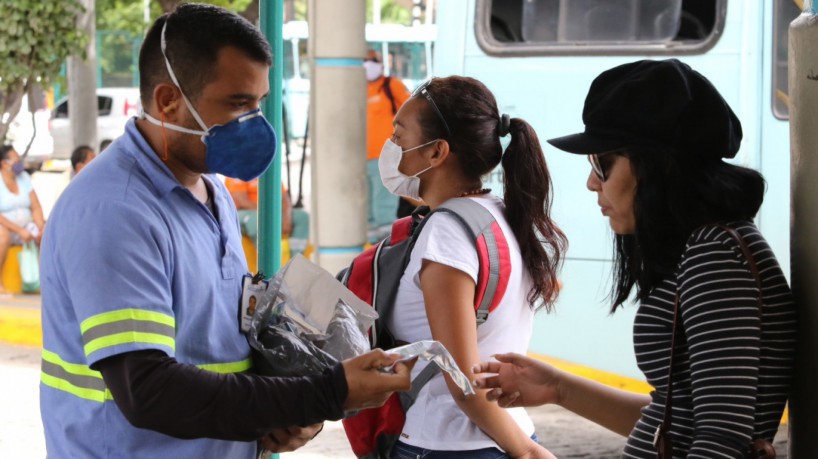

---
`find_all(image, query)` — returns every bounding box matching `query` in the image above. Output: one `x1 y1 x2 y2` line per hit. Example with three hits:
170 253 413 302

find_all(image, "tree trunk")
0 86 25 144
68 0 98 153
159 0 260 24
241 0 260 24
158 0 180 13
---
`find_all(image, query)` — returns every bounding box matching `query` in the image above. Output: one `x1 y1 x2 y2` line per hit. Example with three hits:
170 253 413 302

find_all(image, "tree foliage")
0 0 89 142
367 0 413 25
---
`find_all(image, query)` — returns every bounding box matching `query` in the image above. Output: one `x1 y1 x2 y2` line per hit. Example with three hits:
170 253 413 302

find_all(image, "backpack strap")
382 76 397 115
398 361 440 411
425 198 511 324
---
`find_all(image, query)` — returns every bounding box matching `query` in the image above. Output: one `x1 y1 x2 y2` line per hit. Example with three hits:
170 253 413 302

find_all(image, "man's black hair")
71 145 94 170
138 3 273 107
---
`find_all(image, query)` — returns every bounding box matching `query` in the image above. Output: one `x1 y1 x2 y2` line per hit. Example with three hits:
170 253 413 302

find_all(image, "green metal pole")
260 0 284 277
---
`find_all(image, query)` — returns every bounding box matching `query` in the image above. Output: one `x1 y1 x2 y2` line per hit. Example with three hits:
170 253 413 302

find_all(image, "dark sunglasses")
588 149 628 181
412 78 452 138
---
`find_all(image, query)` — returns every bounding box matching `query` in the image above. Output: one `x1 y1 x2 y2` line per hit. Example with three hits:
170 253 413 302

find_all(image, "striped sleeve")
677 226 761 457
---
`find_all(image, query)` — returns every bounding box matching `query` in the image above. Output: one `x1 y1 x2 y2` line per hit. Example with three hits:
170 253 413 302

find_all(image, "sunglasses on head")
412 78 452 138
589 148 628 181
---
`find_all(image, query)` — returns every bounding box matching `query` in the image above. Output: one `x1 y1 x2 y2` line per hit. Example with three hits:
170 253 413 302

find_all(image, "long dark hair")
416 76 566 309
609 144 766 311
0 145 13 161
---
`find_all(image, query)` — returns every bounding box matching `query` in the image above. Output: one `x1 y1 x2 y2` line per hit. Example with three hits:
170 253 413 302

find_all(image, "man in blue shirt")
39 4 412 458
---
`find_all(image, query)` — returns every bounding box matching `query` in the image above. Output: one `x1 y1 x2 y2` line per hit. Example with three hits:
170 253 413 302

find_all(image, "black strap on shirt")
654 224 774 459
382 76 397 115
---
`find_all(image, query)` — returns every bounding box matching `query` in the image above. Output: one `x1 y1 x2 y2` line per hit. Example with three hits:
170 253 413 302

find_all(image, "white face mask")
378 138 436 200
364 61 384 81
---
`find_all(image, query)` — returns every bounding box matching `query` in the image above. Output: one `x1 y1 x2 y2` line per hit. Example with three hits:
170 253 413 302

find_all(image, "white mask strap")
412 165 433 178
140 110 208 137
403 138 440 154
160 21 209 132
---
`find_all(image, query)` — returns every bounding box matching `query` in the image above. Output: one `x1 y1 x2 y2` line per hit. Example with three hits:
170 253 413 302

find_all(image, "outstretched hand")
342 349 416 411
472 353 563 408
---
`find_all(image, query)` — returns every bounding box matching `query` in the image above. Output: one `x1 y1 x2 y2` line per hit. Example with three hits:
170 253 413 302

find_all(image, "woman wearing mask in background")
381 76 565 458
0 145 46 296
474 59 796 458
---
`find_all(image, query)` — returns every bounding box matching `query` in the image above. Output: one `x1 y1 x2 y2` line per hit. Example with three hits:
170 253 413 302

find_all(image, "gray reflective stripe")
437 199 502 324
81 320 175 346
41 359 107 392
399 362 441 411
439 198 495 235
476 226 500 325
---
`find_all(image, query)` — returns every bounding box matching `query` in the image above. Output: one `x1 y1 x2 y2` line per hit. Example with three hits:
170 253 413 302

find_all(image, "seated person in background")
0 145 46 295
99 139 113 152
70 145 96 176
224 177 292 245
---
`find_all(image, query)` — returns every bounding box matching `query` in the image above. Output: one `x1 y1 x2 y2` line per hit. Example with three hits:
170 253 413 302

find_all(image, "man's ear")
154 84 181 117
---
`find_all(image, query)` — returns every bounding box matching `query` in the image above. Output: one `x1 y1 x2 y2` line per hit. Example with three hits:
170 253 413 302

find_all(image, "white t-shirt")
387 195 536 451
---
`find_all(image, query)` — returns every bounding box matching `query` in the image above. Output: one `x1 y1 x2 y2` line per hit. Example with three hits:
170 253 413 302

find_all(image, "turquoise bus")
434 0 800 386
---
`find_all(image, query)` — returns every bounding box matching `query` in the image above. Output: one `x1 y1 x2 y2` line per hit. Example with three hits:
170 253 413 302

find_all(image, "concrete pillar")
67 0 98 152
788 2 818 456
308 0 368 275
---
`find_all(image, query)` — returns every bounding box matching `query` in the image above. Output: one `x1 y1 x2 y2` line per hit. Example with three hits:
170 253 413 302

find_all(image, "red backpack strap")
390 215 414 245
432 198 511 324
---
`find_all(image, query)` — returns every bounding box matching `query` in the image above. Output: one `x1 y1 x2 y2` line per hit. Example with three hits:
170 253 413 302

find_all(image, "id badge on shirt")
239 272 268 333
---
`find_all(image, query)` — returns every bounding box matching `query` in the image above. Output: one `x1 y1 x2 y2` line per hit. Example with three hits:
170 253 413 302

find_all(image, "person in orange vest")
224 177 292 245
364 49 411 243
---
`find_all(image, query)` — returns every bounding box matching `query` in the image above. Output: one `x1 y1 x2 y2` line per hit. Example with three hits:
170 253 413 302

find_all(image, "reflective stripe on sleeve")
80 308 176 357
197 358 253 374
41 349 252 402
40 349 112 403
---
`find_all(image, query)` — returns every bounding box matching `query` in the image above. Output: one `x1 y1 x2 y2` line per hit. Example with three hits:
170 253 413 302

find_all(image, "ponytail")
412 76 566 309
501 118 566 310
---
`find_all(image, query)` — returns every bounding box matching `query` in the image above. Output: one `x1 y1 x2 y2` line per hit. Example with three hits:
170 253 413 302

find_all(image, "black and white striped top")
623 223 796 459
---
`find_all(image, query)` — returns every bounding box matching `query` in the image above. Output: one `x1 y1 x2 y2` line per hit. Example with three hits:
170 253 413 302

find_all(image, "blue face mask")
141 21 277 182
143 107 277 182
11 161 25 176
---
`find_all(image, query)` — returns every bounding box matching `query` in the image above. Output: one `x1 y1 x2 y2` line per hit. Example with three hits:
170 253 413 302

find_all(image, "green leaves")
0 0 89 93
0 0 88 142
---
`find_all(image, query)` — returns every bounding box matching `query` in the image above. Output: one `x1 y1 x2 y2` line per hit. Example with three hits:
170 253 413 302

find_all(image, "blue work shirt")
39 119 257 458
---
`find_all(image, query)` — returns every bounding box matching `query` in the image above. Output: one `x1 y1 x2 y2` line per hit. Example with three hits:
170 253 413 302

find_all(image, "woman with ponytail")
378 76 565 458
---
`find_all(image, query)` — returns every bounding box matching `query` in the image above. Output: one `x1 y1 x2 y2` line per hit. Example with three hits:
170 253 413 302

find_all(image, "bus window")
477 0 725 55
773 0 801 119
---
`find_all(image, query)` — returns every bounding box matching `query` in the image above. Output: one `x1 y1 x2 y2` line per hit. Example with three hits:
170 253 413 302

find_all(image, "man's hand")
342 349 416 411
258 423 323 454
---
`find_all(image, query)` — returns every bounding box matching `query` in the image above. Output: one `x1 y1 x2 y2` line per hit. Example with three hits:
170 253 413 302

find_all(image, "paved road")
0 341 788 458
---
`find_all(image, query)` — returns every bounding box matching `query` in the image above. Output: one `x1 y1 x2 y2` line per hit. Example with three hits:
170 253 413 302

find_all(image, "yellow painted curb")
528 352 653 394
0 305 42 348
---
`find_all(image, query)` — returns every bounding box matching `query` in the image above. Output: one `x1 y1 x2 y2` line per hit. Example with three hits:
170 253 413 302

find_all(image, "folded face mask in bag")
18 242 40 293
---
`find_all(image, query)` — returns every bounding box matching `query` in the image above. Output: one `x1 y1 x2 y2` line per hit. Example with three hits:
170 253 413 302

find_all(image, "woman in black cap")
473 59 795 458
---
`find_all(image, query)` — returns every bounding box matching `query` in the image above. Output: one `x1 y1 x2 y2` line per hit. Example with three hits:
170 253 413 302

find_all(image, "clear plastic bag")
247 259 377 377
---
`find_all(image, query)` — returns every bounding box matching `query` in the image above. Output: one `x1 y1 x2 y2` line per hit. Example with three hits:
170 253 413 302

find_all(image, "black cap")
548 59 742 159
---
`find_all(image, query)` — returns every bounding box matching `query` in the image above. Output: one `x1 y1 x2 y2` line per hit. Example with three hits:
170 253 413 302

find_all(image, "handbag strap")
656 224 764 454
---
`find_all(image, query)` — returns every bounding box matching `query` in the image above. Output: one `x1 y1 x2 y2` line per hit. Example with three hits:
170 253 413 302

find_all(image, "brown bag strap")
655 224 771 459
